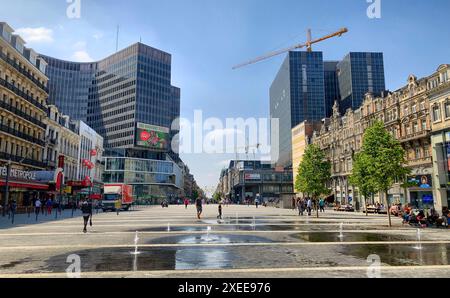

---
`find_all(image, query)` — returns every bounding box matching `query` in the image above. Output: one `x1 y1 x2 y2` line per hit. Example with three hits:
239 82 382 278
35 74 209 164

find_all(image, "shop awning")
0 180 49 190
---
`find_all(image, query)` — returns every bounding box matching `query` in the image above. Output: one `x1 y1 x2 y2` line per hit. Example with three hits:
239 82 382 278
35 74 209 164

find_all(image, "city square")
0 205 449 278
0 0 450 284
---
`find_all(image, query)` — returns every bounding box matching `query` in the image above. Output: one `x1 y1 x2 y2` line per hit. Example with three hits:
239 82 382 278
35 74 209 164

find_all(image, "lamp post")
2 160 12 217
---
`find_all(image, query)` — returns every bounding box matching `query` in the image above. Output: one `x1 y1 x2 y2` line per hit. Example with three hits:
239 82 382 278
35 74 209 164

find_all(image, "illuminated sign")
0 167 36 181
245 174 261 181
136 123 170 150
408 175 432 188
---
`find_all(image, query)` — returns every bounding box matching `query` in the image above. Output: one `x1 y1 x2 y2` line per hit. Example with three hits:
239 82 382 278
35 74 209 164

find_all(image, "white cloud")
15 27 54 43
93 33 103 40
71 50 94 62
73 41 87 49
206 128 244 139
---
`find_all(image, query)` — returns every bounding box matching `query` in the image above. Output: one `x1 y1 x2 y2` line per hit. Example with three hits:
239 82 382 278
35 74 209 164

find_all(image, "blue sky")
1 0 449 194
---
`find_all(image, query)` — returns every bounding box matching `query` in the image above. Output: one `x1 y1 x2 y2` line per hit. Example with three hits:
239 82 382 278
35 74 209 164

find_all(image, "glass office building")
40 43 182 200
337 52 385 113
270 51 325 167
40 56 94 122
324 61 341 118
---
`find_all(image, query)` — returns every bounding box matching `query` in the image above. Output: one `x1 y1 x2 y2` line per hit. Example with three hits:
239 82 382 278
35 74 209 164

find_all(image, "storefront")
0 166 50 208
431 130 450 212
67 177 103 203
408 175 434 209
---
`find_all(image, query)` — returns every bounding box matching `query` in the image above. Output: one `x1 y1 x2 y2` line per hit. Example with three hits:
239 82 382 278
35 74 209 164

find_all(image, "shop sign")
0 167 36 181
245 173 261 180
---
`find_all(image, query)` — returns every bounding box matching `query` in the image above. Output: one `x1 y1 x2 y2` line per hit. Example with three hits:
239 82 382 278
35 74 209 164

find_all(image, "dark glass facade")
270 51 325 167
337 52 385 113
324 61 340 118
40 56 94 122
40 43 182 199
41 43 180 152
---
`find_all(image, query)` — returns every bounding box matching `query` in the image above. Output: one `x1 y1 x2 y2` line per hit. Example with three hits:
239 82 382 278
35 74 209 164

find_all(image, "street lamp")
2 159 12 217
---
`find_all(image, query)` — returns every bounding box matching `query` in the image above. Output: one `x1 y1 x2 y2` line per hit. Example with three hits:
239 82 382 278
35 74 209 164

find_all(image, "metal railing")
0 51 49 93
0 100 46 129
0 123 46 147
0 151 46 168
0 77 47 112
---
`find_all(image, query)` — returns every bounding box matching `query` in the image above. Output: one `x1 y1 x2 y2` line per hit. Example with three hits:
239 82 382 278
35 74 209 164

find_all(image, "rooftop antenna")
116 25 120 52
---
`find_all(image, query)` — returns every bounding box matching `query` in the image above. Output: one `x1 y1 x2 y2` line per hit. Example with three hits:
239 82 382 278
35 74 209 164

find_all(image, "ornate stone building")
312 66 448 212
0 22 50 205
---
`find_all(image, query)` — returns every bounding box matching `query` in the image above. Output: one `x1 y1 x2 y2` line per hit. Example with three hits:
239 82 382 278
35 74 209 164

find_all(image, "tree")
349 151 377 216
295 144 331 218
356 121 409 227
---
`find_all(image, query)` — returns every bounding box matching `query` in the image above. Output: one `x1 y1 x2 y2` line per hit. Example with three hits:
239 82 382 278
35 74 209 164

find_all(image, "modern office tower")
39 56 94 122
270 51 325 167
40 43 183 200
337 52 386 113
324 61 340 118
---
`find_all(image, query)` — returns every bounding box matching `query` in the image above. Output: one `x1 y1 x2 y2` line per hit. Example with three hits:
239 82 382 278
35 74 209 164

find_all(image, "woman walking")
81 199 92 233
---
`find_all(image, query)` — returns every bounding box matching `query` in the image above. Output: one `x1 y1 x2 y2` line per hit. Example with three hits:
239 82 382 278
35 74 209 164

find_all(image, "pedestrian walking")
217 203 223 220
307 198 312 216
35 198 42 222
81 199 92 233
195 197 203 219
46 198 53 215
10 200 17 224
319 198 326 213
255 197 260 209
184 198 189 209
115 199 121 216
297 198 305 216
71 199 77 217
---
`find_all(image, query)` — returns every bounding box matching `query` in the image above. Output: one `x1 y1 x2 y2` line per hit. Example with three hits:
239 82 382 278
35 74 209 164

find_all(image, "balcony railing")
0 77 47 112
0 51 49 93
43 159 57 169
400 130 431 143
0 151 46 169
0 123 46 147
0 100 46 129
407 157 432 166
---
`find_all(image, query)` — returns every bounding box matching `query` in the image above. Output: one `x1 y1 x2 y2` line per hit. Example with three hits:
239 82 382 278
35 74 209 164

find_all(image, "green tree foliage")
349 151 377 215
351 121 409 226
295 144 331 218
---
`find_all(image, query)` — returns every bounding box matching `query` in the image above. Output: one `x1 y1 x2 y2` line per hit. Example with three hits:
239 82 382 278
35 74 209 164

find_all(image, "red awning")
89 194 102 200
0 180 49 190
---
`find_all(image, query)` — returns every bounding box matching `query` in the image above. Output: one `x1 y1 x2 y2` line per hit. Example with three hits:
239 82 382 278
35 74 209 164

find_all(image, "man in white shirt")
35 199 42 221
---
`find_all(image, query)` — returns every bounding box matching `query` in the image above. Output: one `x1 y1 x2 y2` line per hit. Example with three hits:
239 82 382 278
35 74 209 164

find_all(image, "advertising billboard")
136 123 170 151
245 173 261 181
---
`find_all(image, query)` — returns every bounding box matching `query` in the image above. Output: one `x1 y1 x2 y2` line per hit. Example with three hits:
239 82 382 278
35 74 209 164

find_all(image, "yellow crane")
232 27 348 70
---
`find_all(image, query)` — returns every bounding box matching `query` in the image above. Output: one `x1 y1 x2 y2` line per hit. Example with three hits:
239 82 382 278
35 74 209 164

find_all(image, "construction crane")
232 27 348 70
234 143 261 162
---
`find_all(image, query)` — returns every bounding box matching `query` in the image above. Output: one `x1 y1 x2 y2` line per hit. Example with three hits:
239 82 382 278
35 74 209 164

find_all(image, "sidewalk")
0 209 87 229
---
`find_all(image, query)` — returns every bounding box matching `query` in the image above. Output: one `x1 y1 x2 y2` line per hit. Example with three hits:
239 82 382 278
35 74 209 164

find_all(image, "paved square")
0 205 449 278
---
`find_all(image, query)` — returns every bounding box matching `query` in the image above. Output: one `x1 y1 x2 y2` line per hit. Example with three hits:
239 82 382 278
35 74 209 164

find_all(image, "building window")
432 105 441 122
422 120 427 131
415 148 421 159
424 146 430 157
445 100 450 119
